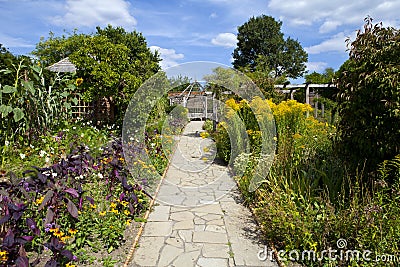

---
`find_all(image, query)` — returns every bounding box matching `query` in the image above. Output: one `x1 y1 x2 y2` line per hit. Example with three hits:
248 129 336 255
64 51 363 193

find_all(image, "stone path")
130 121 277 267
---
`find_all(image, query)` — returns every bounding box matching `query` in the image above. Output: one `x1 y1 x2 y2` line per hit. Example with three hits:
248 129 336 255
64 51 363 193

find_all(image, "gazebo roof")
46 57 76 73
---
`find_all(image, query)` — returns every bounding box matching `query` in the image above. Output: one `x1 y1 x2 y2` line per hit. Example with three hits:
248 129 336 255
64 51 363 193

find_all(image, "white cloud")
211 33 237 48
268 0 400 32
51 0 136 29
150 46 184 69
306 62 328 73
209 12 218 19
0 34 34 49
319 20 342 33
305 32 354 54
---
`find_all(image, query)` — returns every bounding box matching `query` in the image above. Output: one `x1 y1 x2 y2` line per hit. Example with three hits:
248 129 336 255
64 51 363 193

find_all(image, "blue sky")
1 0 399 81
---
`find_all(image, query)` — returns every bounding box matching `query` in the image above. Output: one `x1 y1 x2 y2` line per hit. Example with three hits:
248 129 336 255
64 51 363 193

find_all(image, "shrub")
336 17 400 174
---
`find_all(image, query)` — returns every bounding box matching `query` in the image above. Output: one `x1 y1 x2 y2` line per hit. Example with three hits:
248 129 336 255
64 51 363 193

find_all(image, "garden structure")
47 58 116 123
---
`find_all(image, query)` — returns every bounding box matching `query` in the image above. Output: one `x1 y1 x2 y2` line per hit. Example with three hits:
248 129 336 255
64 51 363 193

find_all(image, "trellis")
47 58 115 123
168 82 215 120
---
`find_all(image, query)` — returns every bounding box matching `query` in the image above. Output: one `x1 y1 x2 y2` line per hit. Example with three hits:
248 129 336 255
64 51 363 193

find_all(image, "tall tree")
233 15 307 79
32 25 160 125
305 67 335 84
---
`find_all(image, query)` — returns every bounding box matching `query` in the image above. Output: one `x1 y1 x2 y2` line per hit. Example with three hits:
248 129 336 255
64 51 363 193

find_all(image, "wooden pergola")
275 83 337 117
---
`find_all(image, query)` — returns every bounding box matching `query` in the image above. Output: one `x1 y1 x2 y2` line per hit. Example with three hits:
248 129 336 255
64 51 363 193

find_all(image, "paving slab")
130 121 277 267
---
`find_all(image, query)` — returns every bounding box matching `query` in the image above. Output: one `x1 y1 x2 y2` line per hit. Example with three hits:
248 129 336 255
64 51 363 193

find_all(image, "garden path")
129 121 277 267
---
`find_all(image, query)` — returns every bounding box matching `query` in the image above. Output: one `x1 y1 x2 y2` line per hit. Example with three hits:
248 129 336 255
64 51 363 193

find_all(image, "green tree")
336 17 400 174
305 67 335 84
233 15 308 79
304 67 338 114
32 25 160 125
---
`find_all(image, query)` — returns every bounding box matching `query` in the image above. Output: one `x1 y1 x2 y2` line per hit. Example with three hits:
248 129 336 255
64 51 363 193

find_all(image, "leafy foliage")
32 25 161 126
336 17 400 173
0 44 18 86
305 67 336 84
0 59 78 145
232 15 308 79
0 133 151 265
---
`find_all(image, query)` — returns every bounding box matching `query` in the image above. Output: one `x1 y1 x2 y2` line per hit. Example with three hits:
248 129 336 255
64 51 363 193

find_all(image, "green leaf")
31 64 41 74
22 81 35 95
0 69 12 74
72 97 78 105
2 85 17 93
0 105 13 116
13 107 24 122
60 92 69 98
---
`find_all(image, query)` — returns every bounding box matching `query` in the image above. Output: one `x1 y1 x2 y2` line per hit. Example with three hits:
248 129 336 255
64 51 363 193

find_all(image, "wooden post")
204 94 207 120
305 84 310 117
321 103 325 118
212 92 217 131
314 101 318 118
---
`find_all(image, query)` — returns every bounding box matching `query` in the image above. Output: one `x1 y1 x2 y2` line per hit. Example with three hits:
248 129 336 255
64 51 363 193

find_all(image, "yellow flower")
35 196 45 205
121 201 129 207
110 208 119 214
199 132 209 139
0 250 8 262
110 202 117 209
99 211 106 216
124 210 130 216
225 98 240 111
66 263 77 267
49 228 58 233
61 236 70 242
90 204 96 209
126 219 132 225
68 229 78 235
75 78 83 86
293 133 302 139
53 230 64 238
